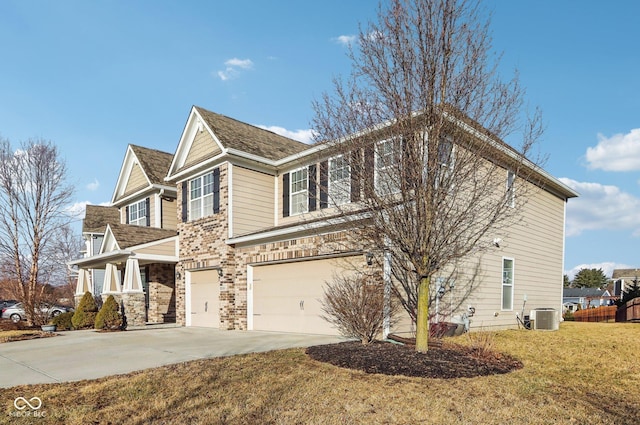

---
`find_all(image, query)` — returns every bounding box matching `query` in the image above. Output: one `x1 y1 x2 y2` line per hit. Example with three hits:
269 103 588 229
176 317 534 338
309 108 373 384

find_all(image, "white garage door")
252 257 357 335
189 269 220 328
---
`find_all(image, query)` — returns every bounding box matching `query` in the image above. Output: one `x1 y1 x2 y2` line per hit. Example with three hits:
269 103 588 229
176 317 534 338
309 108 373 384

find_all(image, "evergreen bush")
95 295 124 330
72 292 98 329
50 311 74 330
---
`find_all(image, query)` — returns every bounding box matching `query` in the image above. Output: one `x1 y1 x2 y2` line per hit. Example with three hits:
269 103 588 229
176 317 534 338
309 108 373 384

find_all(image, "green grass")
1 322 639 424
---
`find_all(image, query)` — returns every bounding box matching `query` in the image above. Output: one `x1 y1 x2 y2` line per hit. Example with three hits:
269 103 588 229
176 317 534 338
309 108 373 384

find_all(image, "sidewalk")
0 326 343 388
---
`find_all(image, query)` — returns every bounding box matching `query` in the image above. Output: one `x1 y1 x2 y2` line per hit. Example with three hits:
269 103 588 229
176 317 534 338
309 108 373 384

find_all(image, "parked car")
0 299 18 311
1 303 73 323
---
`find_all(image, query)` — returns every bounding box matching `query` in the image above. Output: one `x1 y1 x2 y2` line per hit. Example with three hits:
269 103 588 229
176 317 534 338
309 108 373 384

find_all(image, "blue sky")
1 1 639 279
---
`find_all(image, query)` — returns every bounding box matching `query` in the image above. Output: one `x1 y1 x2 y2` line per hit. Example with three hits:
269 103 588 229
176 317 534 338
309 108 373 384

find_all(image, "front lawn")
1 322 638 424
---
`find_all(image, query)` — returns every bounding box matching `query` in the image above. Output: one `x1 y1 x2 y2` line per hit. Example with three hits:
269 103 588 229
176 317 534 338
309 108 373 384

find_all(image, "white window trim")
506 170 516 208
374 138 400 195
328 154 351 206
189 170 215 221
289 166 308 216
128 199 147 226
501 257 514 311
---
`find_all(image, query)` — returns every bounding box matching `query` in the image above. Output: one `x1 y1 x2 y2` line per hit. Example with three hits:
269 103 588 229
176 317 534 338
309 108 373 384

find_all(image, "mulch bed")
306 340 523 379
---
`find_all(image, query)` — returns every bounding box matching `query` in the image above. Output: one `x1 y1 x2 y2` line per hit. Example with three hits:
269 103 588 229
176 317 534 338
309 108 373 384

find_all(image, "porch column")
121 258 146 327
102 263 122 295
74 268 93 307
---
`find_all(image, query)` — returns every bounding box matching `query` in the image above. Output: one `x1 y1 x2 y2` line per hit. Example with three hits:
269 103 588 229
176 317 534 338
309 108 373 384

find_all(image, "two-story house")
72 145 178 326
74 105 578 334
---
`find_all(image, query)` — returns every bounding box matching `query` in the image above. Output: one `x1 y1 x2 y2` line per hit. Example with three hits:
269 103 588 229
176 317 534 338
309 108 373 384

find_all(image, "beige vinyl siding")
123 163 147 197
462 182 566 330
232 166 275 236
162 198 177 230
148 196 155 227
135 239 177 256
184 130 221 168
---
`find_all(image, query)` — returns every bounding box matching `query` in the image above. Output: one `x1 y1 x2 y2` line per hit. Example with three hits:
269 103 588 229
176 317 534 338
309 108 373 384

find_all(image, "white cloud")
333 34 356 46
65 201 89 219
217 58 254 81
565 262 632 280
86 178 99 191
256 125 316 144
224 58 253 69
560 178 640 236
585 128 640 171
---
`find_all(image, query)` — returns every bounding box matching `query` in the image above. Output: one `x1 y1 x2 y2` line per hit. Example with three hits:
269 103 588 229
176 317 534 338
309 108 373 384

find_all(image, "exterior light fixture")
217 268 223 278
365 252 374 266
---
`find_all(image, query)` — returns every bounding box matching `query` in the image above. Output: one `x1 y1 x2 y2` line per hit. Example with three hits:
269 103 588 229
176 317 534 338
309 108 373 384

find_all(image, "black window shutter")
308 164 317 212
282 173 290 217
363 146 375 198
351 150 362 202
319 160 328 209
145 197 151 227
181 181 188 222
125 205 129 224
213 168 220 214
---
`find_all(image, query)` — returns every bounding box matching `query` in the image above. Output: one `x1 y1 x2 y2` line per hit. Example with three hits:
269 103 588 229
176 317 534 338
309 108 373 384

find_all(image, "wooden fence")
616 298 640 322
572 305 617 322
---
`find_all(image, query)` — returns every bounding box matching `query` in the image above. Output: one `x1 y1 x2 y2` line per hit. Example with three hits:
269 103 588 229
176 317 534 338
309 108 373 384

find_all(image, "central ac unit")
530 308 559 331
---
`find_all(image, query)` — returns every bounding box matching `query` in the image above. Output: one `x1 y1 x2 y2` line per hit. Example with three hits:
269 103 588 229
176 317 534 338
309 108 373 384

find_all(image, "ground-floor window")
502 257 514 310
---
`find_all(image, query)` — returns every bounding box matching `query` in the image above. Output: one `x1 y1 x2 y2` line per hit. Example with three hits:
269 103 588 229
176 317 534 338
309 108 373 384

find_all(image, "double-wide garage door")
252 257 357 335
189 269 220 328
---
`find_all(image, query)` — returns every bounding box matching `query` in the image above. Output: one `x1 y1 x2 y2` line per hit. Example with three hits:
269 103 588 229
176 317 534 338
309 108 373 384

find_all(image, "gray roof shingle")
129 145 173 185
195 106 309 161
83 205 120 233
108 223 177 249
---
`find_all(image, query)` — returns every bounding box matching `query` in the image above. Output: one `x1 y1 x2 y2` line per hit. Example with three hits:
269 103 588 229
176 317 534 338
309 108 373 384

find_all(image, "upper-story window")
374 138 400 195
127 199 148 226
187 169 220 221
328 155 350 206
290 167 308 215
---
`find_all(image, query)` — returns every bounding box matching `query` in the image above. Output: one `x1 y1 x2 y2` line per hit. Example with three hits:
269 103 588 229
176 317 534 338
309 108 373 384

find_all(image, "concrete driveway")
0 326 343 388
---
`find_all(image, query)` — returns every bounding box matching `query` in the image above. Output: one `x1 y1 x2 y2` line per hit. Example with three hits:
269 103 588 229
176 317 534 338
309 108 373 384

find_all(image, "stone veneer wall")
175 164 233 328
147 263 176 323
101 292 146 327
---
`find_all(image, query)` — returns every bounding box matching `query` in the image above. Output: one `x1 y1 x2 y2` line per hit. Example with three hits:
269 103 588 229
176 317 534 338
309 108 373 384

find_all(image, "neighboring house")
563 287 613 311
72 105 578 334
611 269 640 298
72 145 178 326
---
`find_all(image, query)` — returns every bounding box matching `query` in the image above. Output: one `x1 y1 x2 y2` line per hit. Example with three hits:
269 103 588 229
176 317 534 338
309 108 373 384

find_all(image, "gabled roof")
104 223 177 250
111 144 174 204
129 145 174 185
195 107 308 161
82 205 120 233
563 288 609 298
612 269 640 279
167 106 308 179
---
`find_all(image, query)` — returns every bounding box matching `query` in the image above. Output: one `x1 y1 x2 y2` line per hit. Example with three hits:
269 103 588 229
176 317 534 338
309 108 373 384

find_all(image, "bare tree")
0 138 75 325
312 0 544 352
321 271 398 344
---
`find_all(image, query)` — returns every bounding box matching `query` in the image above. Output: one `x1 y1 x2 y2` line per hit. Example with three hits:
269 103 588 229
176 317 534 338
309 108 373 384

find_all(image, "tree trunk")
415 275 430 352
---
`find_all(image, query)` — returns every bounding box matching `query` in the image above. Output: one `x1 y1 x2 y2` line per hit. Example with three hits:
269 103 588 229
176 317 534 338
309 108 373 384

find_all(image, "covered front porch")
71 234 178 327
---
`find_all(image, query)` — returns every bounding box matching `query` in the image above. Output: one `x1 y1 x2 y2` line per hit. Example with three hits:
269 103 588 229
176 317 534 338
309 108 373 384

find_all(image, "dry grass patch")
0 330 55 343
1 322 639 424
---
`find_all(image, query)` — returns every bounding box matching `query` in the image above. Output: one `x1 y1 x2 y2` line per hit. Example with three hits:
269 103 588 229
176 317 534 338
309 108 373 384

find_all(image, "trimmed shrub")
72 292 98 329
50 311 74 330
95 295 124 330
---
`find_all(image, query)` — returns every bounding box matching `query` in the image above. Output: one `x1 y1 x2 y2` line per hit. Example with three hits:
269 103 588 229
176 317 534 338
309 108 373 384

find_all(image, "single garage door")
252 257 357 335
189 269 220 327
